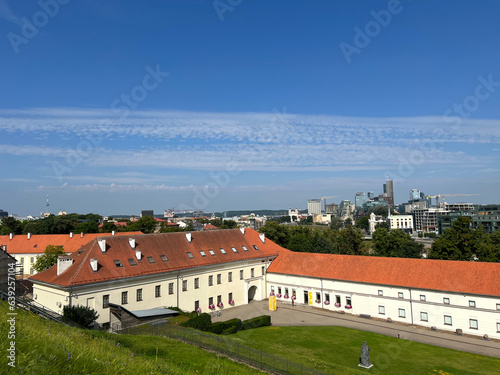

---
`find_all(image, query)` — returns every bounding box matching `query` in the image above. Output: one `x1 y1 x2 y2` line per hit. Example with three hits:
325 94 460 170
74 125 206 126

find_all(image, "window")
497 322 500 332
262 266 265 275
155 285 161 297
209 275 213 286
252 245 259 250
316 292 321 301
186 252 194 259
278 287 282 295
121 291 128 305
30 268 34 275
292 289 296 298
31 257 34 263
128 258 137 266
346 297 352 306
228 292 233 302
398 292 404 299
195 300 199 310
217 295 222 304
136 289 142 301
195 277 199 289
443 297 450 304
228 272 232 282
182 280 187 292
217 274 221 284
496 303 500 310
285 288 289 295
103 294 109 308
20 257 24 264
420 295 426 302
251 268 254 277
335 295 341 304
378 290 383 296
231 247 238 253
200 251 206 257
209 249 215 256
242 246 248 251
240 270 244 280
160 255 168 262
168 282 174 295
398 308 406 318
378 306 385 315
469 300 476 308
147 256 156 263
420 312 428 321
114 260 123 268
469 319 478 330
444 315 452 325
325 293 330 303
209 297 213 305
220 248 226 254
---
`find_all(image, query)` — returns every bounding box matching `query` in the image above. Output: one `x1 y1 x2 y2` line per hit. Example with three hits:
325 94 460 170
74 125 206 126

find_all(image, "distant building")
367 191 375 200
403 200 428 214
0 209 8 219
307 199 322 215
438 205 500 234
288 208 301 222
387 211 413 233
383 180 394 208
368 213 386 234
413 207 449 233
141 210 154 217
338 200 353 221
409 189 421 202
324 203 337 214
355 192 367 208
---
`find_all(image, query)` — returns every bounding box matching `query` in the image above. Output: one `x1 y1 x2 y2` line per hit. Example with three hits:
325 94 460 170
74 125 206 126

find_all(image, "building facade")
307 199 322 215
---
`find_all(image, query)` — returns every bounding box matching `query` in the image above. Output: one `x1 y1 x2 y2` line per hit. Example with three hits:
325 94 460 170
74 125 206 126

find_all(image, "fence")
119 322 332 375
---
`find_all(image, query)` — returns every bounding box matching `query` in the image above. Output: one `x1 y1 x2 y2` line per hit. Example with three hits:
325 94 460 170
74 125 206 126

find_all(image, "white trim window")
420 311 428 321
420 295 426 301
469 300 476 308
378 305 385 315
469 319 478 330
444 315 452 325
398 308 406 318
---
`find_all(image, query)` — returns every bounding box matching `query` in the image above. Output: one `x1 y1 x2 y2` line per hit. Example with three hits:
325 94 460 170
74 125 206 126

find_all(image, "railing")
119 322 332 375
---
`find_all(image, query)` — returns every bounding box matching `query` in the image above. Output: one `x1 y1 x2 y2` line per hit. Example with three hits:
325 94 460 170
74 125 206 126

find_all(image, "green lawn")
226 326 500 374
0 301 260 374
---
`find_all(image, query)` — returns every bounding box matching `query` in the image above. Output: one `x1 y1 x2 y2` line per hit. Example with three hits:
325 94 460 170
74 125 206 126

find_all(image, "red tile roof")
0 232 142 255
203 224 219 230
267 252 500 297
30 228 288 287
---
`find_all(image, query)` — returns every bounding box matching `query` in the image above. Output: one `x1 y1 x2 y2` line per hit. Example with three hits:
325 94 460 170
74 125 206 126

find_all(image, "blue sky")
0 0 499 216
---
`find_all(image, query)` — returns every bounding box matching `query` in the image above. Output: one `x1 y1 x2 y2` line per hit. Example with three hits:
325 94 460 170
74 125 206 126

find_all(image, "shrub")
222 326 238 335
62 305 99 329
241 315 271 330
209 318 242 334
180 313 212 331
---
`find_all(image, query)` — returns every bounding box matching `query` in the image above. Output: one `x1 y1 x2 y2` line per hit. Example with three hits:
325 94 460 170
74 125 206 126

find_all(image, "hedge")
209 318 242 334
241 315 271 330
180 313 212 331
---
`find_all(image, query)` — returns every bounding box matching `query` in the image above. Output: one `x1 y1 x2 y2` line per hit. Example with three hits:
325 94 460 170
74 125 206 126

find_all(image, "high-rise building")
410 189 420 202
367 191 375 200
355 192 367 208
0 210 8 219
307 199 322 215
383 180 394 208
141 210 154 217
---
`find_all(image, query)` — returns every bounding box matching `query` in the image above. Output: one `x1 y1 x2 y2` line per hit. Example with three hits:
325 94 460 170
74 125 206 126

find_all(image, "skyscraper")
355 192 367 208
383 180 394 208
307 199 322 215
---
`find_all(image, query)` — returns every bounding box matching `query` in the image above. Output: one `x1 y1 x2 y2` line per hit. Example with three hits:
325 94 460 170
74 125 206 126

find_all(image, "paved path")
212 300 500 359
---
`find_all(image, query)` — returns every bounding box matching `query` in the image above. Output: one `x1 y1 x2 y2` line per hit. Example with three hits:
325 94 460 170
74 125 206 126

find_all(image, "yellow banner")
269 296 276 311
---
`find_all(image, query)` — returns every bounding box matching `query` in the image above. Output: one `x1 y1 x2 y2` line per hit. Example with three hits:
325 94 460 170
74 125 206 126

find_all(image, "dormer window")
114 260 123 268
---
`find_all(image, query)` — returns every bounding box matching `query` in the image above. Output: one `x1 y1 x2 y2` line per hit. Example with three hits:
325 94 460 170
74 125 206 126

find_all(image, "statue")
359 341 373 368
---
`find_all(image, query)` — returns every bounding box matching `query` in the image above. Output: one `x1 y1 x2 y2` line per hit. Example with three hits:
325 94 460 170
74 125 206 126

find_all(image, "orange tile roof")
0 232 142 255
30 228 288 287
267 252 500 297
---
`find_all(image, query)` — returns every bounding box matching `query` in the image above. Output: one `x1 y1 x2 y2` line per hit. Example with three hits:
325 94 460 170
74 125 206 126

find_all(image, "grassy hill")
0 301 260 374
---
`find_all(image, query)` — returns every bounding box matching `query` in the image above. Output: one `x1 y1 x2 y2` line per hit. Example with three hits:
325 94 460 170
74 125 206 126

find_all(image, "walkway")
212 300 500 359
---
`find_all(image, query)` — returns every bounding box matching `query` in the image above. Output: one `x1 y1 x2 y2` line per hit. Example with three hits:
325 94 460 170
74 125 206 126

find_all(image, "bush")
180 313 212 331
241 315 271 330
209 318 242 334
62 305 99 329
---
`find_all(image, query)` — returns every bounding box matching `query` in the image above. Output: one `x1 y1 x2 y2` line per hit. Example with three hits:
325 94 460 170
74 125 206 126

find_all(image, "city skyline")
1 1 499 216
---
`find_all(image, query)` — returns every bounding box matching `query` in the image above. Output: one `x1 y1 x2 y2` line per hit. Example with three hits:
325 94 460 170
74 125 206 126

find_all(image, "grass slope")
228 326 500 375
0 301 260 374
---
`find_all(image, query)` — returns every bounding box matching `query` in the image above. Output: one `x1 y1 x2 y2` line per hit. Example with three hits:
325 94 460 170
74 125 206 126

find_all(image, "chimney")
90 258 98 272
129 238 136 249
186 232 192 243
240 227 245 235
98 239 106 253
57 256 73 276
70 232 74 238
136 249 142 260
259 233 265 243
112 230 115 236
27 233 31 240
9 233 13 240
81 232 84 238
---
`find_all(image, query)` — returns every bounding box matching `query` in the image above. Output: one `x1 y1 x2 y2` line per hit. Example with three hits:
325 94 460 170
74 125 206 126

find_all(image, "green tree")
329 216 343 231
126 216 157 233
429 217 480 261
74 221 99 233
259 221 290 248
355 215 369 231
373 228 423 258
33 245 66 273
337 226 364 255
0 217 24 235
62 305 99 329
